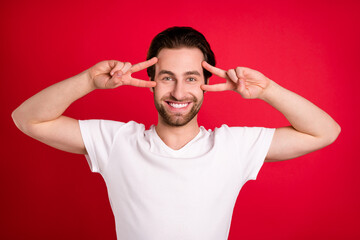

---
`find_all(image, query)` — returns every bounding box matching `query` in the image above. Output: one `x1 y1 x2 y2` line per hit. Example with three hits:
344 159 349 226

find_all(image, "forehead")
156 48 204 74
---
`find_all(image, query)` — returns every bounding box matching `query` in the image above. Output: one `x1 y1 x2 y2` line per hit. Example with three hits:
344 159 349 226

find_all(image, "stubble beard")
154 95 203 127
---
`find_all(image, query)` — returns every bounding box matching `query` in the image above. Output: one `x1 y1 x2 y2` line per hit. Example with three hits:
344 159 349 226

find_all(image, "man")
12 27 340 240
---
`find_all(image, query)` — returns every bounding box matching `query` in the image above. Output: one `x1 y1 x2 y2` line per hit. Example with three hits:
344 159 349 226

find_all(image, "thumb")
107 70 124 88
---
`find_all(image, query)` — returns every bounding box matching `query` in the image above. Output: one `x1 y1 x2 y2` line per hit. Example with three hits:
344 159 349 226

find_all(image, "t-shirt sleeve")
78 119 126 173
229 126 275 181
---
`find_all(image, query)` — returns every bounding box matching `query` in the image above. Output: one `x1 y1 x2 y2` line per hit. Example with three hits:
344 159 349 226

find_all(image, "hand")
88 57 158 89
201 61 271 99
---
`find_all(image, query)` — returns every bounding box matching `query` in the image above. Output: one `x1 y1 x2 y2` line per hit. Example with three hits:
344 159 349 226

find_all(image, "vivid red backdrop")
1 0 359 239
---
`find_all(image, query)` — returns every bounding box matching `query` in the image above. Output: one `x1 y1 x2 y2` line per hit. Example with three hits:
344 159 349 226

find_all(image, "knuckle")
115 70 123 76
227 69 235 77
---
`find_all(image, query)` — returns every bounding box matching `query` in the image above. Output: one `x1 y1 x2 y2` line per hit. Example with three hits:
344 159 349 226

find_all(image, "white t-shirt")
79 120 275 240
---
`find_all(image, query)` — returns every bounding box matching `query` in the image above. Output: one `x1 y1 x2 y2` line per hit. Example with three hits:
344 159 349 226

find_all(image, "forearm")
201 62 340 160
261 80 340 142
12 70 95 130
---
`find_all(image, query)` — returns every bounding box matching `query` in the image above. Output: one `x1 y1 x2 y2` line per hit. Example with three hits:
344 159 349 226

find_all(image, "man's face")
153 47 205 127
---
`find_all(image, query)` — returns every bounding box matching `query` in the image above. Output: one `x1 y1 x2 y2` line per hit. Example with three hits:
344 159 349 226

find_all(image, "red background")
1 0 359 239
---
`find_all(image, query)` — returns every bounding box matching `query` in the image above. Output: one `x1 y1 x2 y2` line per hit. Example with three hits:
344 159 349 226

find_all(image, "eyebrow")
158 70 201 76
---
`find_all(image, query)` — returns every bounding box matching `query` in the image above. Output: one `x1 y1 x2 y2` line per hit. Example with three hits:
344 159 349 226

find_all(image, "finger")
238 78 246 93
114 70 123 78
110 61 125 76
235 67 246 79
108 70 125 88
202 61 227 78
130 57 158 73
128 77 157 88
107 60 119 70
121 62 132 74
200 83 228 92
226 69 238 84
235 67 246 93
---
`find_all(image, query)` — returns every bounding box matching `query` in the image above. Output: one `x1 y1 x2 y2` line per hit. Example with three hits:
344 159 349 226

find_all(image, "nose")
171 80 187 101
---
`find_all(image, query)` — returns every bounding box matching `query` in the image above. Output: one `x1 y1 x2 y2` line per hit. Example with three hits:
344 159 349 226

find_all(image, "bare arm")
12 70 94 154
201 61 341 162
12 58 158 154
259 80 340 161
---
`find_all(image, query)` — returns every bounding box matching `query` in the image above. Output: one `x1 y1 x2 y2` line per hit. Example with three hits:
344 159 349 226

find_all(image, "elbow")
11 108 22 130
11 107 30 134
323 122 341 146
332 123 341 142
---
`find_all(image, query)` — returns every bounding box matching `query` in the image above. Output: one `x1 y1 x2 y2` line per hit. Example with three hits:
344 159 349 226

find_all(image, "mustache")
161 95 197 103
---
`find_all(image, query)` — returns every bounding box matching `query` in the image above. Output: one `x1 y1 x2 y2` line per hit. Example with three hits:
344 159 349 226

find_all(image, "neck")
155 116 200 150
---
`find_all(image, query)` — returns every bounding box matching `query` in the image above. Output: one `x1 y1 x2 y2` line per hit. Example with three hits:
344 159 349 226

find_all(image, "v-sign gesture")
201 61 271 100
11 57 159 155
89 57 158 89
200 60 340 162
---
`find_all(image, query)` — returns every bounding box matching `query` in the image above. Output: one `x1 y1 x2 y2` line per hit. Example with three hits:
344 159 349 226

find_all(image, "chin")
162 114 196 127
155 98 203 127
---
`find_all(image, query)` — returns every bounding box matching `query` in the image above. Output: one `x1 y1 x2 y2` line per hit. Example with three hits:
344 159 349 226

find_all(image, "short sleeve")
229 126 275 181
78 120 125 173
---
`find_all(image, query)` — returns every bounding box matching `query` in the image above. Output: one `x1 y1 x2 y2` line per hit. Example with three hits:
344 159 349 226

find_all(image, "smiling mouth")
166 101 191 109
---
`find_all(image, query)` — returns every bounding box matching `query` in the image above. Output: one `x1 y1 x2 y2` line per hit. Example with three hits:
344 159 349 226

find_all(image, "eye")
187 77 196 82
162 76 173 81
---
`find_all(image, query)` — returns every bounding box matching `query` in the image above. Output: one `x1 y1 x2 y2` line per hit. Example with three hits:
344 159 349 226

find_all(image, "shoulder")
78 119 145 135
210 125 275 157
212 124 257 135
213 124 275 142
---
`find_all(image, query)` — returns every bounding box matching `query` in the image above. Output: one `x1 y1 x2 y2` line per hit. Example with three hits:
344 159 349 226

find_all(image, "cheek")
154 82 174 93
190 88 204 100
153 86 169 99
190 83 204 93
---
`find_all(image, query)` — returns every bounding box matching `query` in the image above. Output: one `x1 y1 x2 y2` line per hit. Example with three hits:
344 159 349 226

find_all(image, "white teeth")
169 102 189 108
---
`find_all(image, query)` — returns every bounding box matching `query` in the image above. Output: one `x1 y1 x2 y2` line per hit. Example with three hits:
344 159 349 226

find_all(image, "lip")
165 101 192 112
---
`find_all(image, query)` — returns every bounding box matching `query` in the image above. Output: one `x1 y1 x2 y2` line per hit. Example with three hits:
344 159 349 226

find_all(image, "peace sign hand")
201 61 271 100
89 57 158 89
